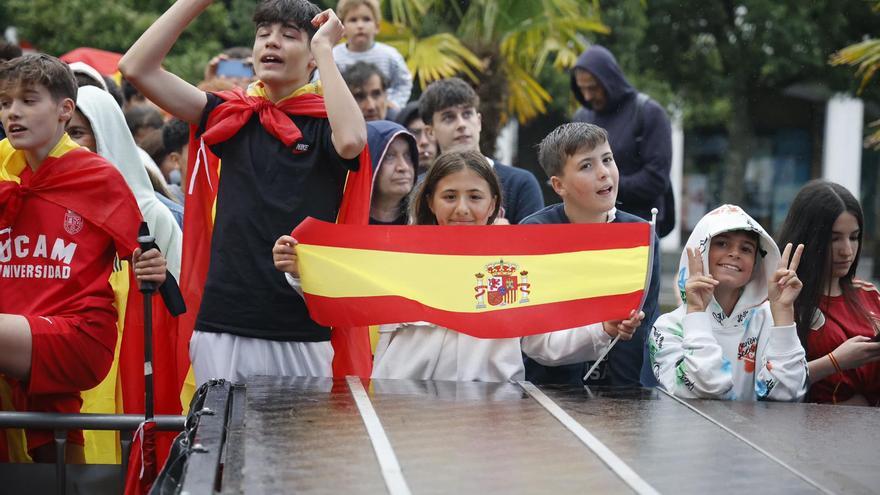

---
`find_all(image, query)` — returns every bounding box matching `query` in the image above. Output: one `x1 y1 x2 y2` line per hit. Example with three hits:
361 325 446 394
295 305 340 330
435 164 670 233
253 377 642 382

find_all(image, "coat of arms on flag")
474 260 531 308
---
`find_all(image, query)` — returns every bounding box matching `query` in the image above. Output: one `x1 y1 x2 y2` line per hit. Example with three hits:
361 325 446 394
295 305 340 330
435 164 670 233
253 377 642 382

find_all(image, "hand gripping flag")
292 218 653 337
178 82 374 384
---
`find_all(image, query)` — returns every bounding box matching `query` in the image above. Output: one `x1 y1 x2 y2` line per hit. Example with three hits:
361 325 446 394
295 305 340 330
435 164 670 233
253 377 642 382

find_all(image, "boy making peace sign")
648 205 809 401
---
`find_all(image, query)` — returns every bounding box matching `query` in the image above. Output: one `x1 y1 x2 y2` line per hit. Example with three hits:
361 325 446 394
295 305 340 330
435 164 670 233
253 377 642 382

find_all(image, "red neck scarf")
201 88 328 149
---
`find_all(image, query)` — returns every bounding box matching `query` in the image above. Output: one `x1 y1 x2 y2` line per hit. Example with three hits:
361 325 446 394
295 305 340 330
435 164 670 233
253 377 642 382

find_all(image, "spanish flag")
292 218 652 338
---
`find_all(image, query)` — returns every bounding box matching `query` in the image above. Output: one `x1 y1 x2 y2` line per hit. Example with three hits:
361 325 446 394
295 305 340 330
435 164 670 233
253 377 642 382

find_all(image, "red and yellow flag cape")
292 218 652 337
177 81 374 387
0 136 154 463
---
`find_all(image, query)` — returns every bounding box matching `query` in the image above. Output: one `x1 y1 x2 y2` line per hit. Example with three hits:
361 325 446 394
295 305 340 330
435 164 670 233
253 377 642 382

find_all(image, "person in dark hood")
367 120 419 224
571 45 674 236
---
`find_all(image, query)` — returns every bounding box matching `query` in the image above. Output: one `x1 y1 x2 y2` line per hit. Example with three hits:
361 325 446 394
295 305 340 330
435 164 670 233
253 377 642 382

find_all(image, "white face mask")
168 168 182 186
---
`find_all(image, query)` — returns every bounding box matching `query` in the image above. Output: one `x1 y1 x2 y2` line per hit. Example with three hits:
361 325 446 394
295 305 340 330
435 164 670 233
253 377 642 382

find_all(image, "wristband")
827 352 843 374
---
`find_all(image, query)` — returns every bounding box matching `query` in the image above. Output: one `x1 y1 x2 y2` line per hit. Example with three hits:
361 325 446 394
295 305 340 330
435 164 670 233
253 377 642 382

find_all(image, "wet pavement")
679 398 880 495
201 377 878 495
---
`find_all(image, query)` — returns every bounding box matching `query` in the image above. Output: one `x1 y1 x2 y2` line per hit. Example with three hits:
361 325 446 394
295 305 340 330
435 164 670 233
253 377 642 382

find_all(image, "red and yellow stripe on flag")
292 218 652 338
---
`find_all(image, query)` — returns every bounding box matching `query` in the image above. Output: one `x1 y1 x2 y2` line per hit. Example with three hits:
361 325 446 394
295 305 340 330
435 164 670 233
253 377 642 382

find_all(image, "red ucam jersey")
0 136 142 353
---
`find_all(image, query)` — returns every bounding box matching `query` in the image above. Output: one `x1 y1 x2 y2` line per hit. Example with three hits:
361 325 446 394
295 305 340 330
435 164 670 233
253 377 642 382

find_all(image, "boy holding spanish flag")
0 53 165 463
522 122 660 388
120 0 369 384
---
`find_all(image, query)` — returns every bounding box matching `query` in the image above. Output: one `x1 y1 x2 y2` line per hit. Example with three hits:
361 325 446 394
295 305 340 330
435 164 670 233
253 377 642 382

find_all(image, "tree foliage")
831 2 880 148
379 0 607 153
597 0 880 203
2 0 260 83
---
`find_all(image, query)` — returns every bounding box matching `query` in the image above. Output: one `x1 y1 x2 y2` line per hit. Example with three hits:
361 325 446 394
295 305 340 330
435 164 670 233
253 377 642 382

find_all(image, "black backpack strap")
632 92 676 237
633 92 650 153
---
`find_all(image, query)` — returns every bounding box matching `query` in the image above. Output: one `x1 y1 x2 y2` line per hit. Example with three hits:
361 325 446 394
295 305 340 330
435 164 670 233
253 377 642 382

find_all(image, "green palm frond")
505 63 552 123
864 124 880 151
830 38 880 93
501 17 604 74
497 0 607 74
380 0 607 124
384 29 485 89
377 19 417 43
494 3 606 123
833 35 880 148
384 0 430 29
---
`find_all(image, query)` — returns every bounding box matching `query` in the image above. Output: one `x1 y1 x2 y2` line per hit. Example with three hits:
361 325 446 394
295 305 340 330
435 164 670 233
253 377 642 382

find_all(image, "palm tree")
830 2 880 280
380 0 608 154
830 1 880 148
831 36 880 148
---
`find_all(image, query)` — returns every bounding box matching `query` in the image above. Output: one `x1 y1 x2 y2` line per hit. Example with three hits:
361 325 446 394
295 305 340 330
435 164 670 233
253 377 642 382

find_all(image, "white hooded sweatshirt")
370 320 614 382
648 205 807 401
75 86 183 279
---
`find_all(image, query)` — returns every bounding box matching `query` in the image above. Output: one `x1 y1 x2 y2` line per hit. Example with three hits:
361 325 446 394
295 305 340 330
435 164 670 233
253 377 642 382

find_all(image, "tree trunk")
721 88 753 206
472 48 508 158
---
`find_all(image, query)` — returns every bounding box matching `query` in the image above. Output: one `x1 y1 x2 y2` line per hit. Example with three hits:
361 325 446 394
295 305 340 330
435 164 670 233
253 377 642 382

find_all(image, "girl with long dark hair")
776 180 880 405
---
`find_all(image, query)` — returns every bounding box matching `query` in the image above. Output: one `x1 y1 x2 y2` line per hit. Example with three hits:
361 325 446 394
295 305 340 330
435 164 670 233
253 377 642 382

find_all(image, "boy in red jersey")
0 53 166 463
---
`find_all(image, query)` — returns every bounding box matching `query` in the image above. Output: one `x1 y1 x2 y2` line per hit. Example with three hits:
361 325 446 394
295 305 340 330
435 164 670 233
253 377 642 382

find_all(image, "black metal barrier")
152 379 235 495
0 412 185 495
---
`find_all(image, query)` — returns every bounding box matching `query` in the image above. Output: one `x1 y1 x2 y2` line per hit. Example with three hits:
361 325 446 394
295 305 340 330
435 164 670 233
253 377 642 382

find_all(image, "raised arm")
750 243 808 401
118 0 209 124
310 9 367 159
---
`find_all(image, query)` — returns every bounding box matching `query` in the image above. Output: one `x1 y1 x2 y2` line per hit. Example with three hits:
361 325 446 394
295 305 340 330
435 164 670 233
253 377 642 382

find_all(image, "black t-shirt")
195 93 359 341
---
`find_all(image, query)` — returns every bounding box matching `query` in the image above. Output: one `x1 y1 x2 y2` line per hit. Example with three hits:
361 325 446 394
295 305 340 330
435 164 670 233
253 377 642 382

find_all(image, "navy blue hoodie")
571 45 672 225
367 120 419 225
521 204 661 388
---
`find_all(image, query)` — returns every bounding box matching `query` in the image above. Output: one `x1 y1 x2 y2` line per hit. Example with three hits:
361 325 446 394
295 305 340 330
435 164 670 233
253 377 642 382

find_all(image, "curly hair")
253 0 322 39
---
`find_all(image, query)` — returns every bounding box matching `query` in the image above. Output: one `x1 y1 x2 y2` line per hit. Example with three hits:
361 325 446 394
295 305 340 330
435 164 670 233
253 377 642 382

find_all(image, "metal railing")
0 411 185 495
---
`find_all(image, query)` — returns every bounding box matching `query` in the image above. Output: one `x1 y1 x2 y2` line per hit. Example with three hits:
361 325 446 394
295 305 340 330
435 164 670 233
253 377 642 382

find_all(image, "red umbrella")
59 47 123 75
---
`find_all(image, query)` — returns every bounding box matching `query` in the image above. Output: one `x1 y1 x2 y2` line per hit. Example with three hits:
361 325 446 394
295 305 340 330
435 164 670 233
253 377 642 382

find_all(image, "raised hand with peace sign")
768 242 804 326
684 246 719 314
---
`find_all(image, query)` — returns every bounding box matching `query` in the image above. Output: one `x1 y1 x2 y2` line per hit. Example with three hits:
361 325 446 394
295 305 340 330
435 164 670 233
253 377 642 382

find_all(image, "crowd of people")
0 0 878 465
